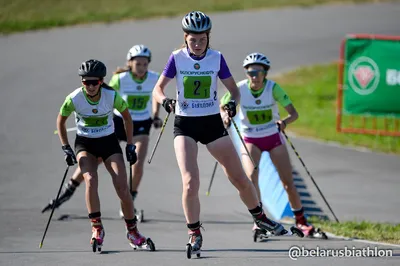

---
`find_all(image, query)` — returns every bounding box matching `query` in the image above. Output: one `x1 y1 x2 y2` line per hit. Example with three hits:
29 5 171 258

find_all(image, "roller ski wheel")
253 228 270 242
289 226 305 238
91 238 102 253
186 243 201 259
310 228 328 239
136 209 144 223
129 238 156 251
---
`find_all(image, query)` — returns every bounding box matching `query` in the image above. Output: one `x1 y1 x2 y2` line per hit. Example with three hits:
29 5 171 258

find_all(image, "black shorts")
173 113 229 145
113 115 152 142
75 133 122 161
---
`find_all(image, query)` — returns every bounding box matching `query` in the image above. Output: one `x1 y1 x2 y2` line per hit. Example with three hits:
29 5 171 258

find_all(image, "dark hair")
101 82 116 91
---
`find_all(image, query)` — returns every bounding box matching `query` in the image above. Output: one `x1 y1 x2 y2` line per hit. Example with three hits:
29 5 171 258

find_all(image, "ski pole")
39 166 70 248
206 162 219 196
148 112 171 164
281 130 340 223
230 116 258 171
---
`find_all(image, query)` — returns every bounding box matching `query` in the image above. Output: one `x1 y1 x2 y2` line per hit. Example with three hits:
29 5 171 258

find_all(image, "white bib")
237 79 280 138
114 71 159 121
174 48 220 116
70 87 115 138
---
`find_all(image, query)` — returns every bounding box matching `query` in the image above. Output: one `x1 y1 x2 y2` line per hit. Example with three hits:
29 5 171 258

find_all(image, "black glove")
152 116 163 129
224 100 237 118
62 145 77 166
162 98 175 113
125 144 137 165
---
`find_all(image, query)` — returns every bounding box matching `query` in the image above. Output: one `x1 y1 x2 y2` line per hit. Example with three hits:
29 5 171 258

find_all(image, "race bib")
82 115 108 127
246 109 272 125
127 95 150 111
183 76 212 99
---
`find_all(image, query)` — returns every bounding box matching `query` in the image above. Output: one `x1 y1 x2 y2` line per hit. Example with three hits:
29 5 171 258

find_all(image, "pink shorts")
244 133 285 152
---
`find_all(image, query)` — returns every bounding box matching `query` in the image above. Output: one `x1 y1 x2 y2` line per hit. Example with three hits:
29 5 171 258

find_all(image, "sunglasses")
82 79 101 86
246 70 266 77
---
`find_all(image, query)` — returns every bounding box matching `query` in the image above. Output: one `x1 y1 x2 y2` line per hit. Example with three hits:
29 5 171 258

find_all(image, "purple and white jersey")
162 48 232 116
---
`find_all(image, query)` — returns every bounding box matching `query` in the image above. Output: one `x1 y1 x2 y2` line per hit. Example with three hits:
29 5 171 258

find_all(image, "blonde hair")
113 65 130 75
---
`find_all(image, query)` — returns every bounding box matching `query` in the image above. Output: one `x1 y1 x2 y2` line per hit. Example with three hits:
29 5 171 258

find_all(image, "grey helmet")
243 53 271 70
126 44 152 62
182 11 212 33
78 59 107 78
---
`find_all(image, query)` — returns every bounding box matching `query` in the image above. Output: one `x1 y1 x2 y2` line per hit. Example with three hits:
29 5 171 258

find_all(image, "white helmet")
126 45 152 62
182 11 212 33
243 52 271 70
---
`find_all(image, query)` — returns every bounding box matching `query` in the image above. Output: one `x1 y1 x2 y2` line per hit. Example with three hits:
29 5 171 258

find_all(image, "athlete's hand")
223 100 237 118
62 145 77 166
152 116 163 129
222 112 232 128
125 144 137 165
162 98 176 113
276 120 287 132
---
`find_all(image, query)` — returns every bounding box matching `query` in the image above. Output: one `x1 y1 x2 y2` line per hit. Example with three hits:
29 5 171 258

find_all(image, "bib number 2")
184 76 214 99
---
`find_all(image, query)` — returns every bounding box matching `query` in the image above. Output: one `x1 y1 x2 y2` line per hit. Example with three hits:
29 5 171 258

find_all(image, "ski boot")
255 217 304 238
41 181 77 213
186 229 202 259
119 208 144 223
253 223 270 242
90 222 105 253
127 225 155 251
296 220 328 239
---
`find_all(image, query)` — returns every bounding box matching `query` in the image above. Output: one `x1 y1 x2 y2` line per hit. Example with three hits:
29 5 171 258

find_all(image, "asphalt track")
0 2 399 266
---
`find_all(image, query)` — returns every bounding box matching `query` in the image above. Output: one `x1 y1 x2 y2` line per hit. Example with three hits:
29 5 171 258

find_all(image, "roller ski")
119 208 144 223
253 223 270 242
90 222 105 253
41 181 77 213
186 230 202 259
255 218 304 239
295 213 328 239
127 226 155 251
297 222 328 239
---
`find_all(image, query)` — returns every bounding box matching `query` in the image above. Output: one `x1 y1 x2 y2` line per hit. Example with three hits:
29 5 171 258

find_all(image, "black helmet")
78 59 107 78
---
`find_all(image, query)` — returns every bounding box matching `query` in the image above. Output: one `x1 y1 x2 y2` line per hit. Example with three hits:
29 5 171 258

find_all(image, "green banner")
343 38 400 117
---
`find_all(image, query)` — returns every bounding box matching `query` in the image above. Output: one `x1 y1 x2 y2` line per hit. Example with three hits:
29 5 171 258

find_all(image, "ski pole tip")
39 242 43 249
206 191 210 196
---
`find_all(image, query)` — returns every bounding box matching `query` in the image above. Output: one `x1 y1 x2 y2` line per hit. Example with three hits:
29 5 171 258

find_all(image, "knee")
84 172 98 188
182 174 199 197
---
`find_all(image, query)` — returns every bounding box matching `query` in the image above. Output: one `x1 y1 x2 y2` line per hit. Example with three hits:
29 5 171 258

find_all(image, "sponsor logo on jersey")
92 109 98 114
194 63 200 70
255 99 261 105
137 85 142 91
180 70 215 75
192 101 214 108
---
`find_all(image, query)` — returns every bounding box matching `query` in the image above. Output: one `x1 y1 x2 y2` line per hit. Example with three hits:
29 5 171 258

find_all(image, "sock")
89 212 102 227
187 221 201 234
292 207 307 224
125 218 137 231
130 191 138 202
249 204 275 226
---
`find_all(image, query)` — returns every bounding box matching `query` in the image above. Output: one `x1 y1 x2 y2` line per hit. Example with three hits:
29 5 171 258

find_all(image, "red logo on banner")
354 66 375 88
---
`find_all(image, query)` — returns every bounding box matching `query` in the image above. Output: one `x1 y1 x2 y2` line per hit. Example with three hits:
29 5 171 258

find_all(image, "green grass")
273 62 400 154
0 0 391 34
309 216 400 244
